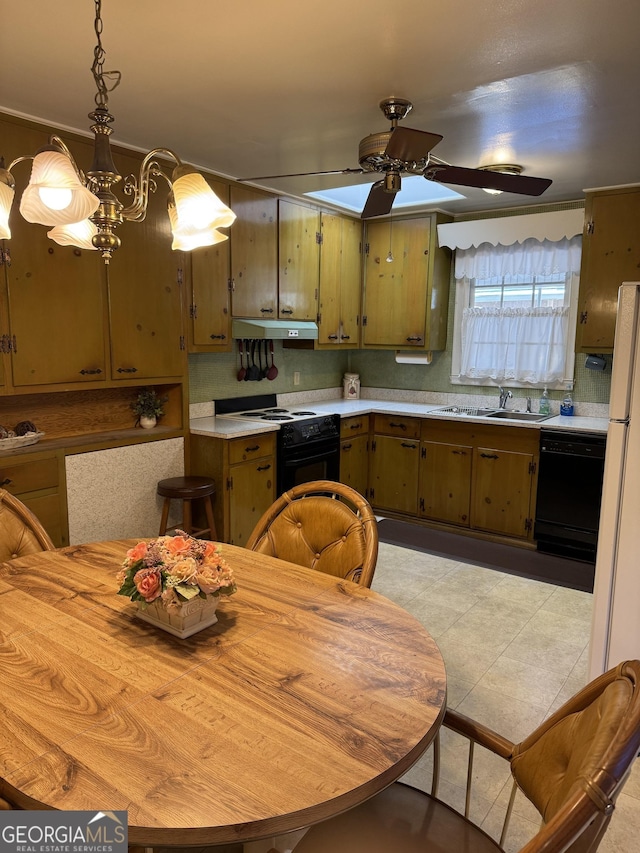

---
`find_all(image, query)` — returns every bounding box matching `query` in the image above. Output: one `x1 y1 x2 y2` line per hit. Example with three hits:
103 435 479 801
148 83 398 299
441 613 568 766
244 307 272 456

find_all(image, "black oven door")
277 441 340 495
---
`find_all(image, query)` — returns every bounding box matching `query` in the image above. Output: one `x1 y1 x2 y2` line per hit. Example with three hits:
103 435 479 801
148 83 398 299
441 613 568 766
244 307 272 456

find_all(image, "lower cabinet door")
228 457 275 546
369 434 419 514
471 447 534 538
420 441 472 526
340 434 369 498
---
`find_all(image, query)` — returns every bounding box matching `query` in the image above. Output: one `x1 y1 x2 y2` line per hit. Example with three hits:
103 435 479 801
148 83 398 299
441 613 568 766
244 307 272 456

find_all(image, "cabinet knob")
389 422 407 430
257 464 272 471
79 368 103 375
0 478 12 487
260 307 274 314
401 443 417 449
281 308 294 315
328 334 339 340
209 334 227 340
116 367 138 373
341 335 351 340
406 336 423 343
480 453 499 460
342 443 352 451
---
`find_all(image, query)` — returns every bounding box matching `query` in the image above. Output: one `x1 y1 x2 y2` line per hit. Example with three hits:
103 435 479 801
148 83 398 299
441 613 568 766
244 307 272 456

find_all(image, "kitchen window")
450 236 582 389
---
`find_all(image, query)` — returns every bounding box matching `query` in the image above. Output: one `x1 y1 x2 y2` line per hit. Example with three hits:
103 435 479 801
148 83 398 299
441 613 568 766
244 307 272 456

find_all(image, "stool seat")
157 476 218 540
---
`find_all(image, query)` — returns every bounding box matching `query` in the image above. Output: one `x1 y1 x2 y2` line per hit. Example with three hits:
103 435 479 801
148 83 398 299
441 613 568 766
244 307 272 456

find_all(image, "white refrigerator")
589 282 640 679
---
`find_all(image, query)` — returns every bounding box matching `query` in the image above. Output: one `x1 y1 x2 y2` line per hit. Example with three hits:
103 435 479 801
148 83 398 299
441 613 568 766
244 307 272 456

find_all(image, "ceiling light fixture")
480 163 523 195
0 0 235 263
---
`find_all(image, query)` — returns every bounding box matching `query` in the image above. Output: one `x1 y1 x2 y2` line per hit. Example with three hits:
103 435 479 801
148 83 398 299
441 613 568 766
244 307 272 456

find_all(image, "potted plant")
131 388 168 429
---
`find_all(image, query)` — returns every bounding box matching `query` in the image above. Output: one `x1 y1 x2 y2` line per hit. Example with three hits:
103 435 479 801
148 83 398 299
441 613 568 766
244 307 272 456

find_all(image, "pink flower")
133 567 163 602
126 541 148 562
163 535 193 557
195 565 224 595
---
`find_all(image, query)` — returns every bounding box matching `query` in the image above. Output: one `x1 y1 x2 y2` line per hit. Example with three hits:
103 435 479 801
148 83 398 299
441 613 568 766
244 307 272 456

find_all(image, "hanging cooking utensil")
266 339 278 380
248 340 260 380
244 339 252 381
256 338 264 381
262 339 270 379
237 339 247 381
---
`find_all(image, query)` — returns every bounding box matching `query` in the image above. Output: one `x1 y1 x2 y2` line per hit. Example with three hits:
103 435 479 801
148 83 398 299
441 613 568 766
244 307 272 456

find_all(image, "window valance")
453 235 583 280
437 208 584 251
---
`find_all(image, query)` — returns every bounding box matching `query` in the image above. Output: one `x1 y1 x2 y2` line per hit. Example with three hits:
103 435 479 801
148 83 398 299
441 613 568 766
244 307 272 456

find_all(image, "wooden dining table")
0 539 446 847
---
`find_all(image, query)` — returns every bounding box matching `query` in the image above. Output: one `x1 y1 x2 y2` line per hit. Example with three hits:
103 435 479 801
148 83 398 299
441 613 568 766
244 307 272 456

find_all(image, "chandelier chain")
92 0 121 109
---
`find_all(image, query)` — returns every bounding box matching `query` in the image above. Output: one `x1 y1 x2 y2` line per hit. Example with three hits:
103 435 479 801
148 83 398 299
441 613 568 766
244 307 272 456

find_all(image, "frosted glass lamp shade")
0 180 15 239
47 219 98 250
19 150 100 226
168 201 229 251
172 171 236 231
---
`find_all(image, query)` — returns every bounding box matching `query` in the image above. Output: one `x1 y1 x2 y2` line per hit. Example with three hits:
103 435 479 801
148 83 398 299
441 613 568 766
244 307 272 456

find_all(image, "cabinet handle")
480 452 499 459
245 445 260 452
209 334 227 340
341 335 351 340
257 464 272 471
116 366 138 373
79 368 103 375
401 443 417 449
281 308 294 315
328 334 339 340
0 478 12 487
350 422 362 430
389 422 407 430
406 336 423 343
260 307 274 314
342 443 352 451
452 449 467 455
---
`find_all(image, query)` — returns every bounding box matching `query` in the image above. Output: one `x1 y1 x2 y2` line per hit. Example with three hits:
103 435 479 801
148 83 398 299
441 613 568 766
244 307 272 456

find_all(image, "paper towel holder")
395 351 433 365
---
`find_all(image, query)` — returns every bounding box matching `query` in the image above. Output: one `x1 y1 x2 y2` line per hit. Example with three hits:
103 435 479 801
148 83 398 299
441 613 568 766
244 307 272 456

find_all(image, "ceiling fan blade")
384 126 443 162
425 164 552 196
236 167 364 182
361 182 396 219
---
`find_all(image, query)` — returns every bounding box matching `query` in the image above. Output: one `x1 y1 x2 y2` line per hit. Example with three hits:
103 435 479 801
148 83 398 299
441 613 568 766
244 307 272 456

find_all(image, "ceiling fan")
236 97 552 218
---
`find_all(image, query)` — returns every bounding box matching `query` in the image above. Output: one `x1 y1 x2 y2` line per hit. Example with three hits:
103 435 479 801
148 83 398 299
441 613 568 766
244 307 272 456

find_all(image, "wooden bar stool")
157 476 218 540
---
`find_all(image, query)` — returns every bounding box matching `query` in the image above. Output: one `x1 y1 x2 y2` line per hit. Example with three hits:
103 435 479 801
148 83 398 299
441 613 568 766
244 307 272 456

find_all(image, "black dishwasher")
534 430 606 564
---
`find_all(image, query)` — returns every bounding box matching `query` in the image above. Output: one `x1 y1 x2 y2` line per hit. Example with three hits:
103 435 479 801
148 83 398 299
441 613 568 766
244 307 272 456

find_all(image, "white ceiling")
1 0 639 217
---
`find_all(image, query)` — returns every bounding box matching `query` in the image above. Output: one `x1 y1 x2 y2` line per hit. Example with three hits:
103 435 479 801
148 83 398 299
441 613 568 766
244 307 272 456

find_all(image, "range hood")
231 318 318 340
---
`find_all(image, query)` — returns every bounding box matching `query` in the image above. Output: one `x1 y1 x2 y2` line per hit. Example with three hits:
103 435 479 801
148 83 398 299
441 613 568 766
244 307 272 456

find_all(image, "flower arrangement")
117 532 236 610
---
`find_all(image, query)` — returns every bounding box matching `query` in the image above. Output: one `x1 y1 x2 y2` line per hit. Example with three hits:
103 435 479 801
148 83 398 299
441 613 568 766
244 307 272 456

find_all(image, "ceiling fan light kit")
0 0 235 262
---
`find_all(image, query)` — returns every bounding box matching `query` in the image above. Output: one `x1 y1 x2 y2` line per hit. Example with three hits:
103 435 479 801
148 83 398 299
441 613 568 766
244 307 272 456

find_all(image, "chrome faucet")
498 387 513 409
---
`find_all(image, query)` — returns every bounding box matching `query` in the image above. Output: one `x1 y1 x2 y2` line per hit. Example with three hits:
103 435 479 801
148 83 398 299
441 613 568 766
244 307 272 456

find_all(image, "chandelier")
0 0 235 263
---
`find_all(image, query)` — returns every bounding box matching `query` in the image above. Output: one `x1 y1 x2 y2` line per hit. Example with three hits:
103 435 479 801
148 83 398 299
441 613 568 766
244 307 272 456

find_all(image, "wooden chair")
246 480 378 587
0 488 55 561
157 476 218 540
286 659 640 853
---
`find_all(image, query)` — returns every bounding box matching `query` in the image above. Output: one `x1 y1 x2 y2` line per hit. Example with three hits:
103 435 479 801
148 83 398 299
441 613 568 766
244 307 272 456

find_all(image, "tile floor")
372 539 640 853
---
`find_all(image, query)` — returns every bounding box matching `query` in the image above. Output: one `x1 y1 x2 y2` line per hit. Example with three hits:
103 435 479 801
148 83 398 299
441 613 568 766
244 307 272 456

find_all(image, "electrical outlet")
293 371 300 386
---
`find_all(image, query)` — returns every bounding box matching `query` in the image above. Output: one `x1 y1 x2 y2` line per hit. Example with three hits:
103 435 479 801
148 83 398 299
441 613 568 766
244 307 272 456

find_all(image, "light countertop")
190 399 608 439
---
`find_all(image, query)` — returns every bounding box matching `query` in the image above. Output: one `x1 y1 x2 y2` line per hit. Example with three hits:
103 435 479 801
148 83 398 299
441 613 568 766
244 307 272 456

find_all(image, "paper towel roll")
395 351 433 365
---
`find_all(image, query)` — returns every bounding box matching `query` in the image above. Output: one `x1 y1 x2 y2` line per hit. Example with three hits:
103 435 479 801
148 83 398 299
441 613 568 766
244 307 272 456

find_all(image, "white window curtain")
453 237 582 386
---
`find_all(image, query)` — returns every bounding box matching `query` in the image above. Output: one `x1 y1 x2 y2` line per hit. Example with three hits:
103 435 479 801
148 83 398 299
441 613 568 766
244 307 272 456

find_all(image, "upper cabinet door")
362 217 430 347
317 213 361 348
229 185 278 318
188 179 232 352
107 149 185 380
577 188 640 353
0 119 106 388
278 199 320 320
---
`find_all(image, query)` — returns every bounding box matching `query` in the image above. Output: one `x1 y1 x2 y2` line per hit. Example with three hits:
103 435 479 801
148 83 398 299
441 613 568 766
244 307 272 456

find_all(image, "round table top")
0 539 446 846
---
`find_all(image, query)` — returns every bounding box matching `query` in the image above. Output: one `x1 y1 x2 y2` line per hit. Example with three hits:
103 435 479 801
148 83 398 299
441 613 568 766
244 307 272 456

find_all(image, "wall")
188 284 612 409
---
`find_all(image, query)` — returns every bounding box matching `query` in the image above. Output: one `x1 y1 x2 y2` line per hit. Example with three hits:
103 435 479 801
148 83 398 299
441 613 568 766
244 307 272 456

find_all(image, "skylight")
305 175 465 214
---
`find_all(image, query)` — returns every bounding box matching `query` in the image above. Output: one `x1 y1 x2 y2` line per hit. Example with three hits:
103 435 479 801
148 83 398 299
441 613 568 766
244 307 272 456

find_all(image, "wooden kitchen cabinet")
362 214 451 351
471 444 536 538
0 449 68 546
0 116 107 391
186 178 232 352
369 415 421 514
230 185 278 318
107 148 186 381
317 213 361 348
577 186 640 352
419 424 473 527
190 431 276 546
419 420 538 542
278 199 320 320
339 415 369 497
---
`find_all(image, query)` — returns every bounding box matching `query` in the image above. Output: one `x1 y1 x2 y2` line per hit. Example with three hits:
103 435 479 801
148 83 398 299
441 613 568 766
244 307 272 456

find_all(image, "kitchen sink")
485 410 553 422
431 405 501 417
